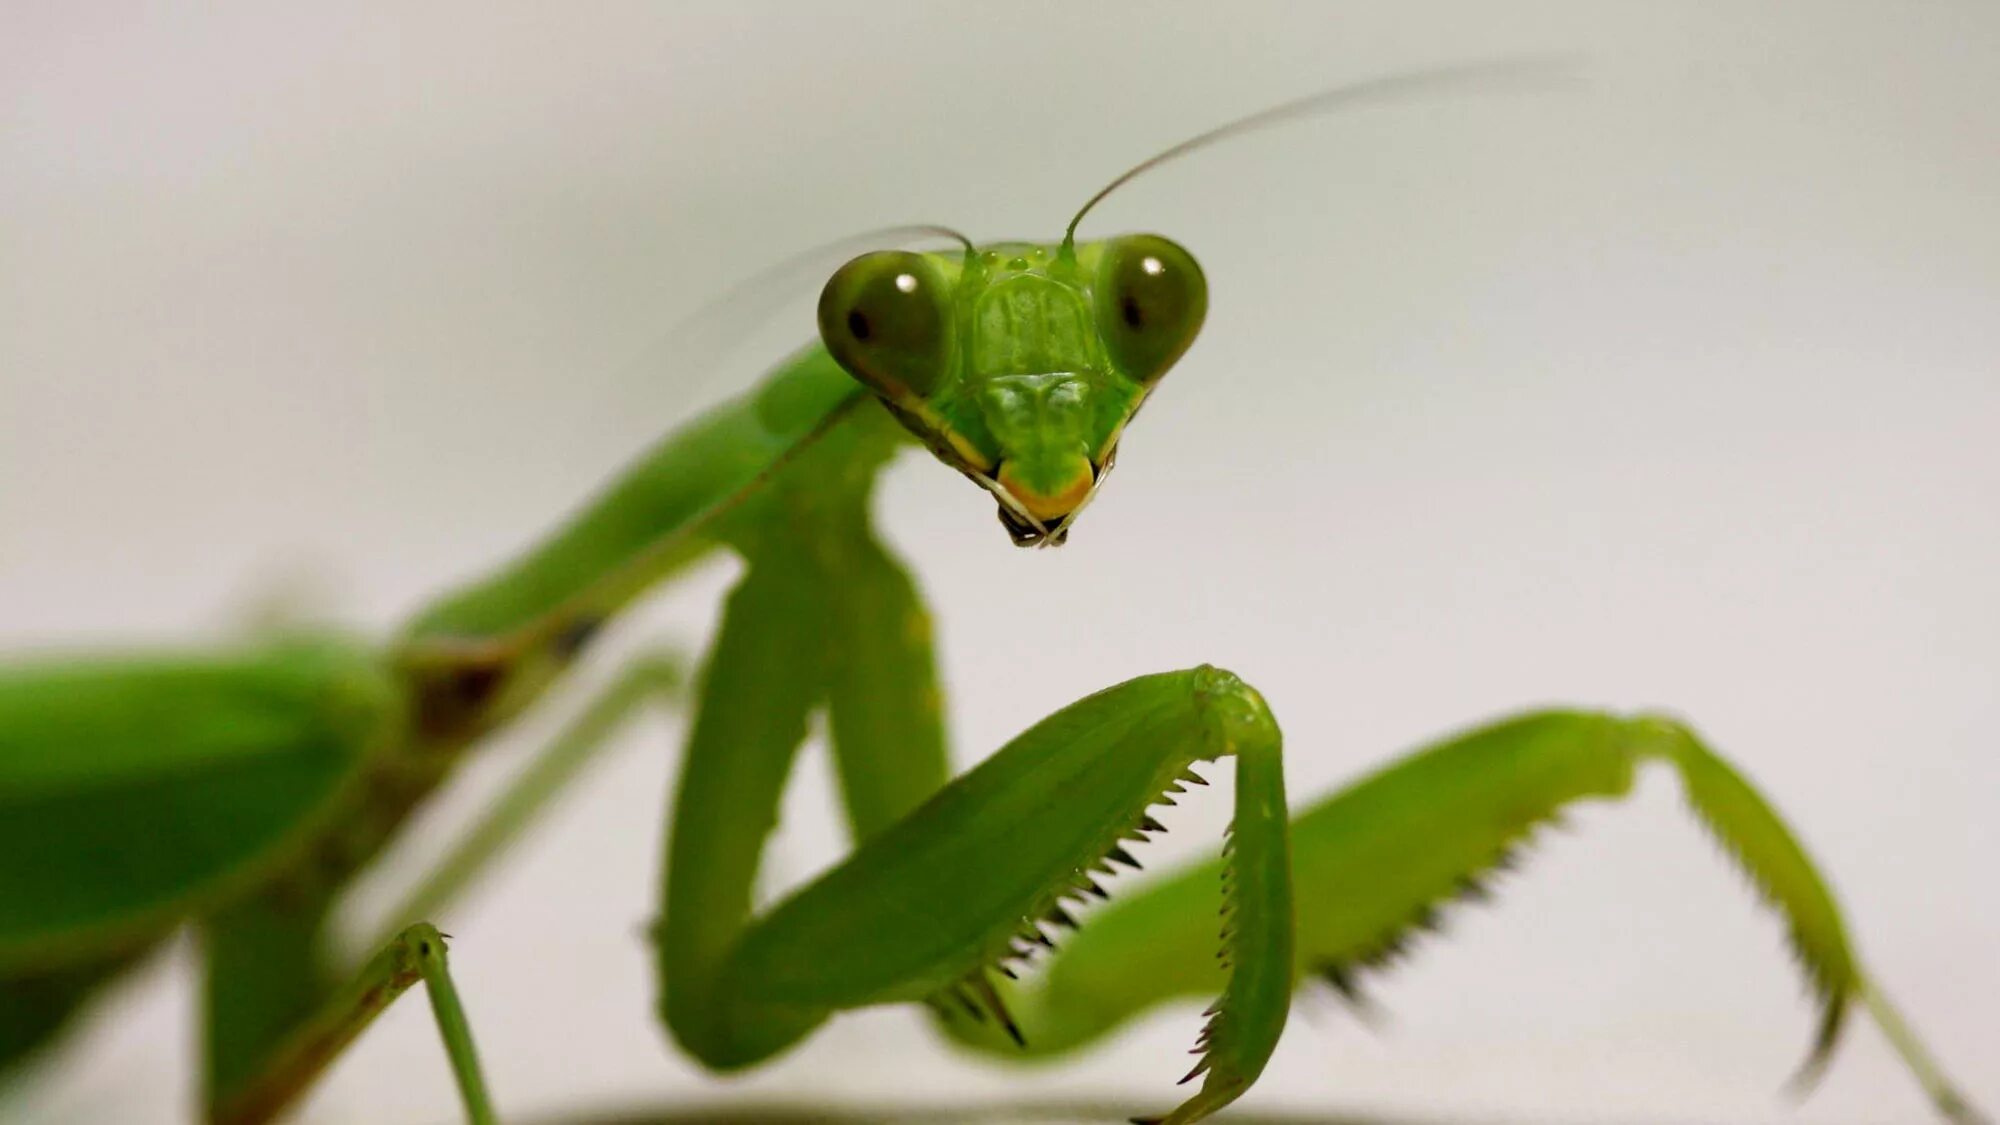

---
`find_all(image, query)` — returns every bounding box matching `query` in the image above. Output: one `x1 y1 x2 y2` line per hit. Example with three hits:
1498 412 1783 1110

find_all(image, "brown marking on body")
410 653 514 741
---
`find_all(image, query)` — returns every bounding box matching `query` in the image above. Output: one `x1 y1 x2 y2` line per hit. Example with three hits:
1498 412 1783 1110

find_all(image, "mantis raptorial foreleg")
624 420 1296 1123
209 923 494 1125
659 549 832 1066
930 710 1981 1123
657 646 1291 1125
820 527 953 843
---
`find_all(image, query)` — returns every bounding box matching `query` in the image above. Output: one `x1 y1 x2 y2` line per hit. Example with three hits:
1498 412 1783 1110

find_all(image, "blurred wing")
0 638 401 967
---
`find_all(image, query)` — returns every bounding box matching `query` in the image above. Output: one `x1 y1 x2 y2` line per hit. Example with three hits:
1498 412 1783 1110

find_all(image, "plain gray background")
3 4 1994 1124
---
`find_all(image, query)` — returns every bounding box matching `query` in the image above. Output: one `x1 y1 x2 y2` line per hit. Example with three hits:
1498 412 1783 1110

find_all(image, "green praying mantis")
0 66 1986 1125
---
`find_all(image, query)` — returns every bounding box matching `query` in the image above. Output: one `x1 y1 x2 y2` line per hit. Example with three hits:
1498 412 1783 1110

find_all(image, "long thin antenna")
1061 55 1582 254
620 223 974 403
664 223 974 363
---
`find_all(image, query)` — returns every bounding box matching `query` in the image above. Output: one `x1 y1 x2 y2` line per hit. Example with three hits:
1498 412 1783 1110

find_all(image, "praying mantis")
0 66 1987 1125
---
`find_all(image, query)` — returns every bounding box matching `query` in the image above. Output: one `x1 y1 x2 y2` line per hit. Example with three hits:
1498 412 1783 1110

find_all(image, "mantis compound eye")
1093 234 1206 386
818 250 952 399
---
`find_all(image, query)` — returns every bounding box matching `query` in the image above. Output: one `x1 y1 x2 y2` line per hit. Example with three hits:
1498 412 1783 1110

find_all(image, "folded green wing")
0 637 402 967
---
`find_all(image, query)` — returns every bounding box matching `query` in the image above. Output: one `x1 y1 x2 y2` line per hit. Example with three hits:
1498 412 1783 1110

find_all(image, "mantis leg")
207 923 495 1125
657 606 1291 1125
820 527 951 842
652 505 948 1053
656 553 830 1066
201 650 687 1123
940 710 1983 1124
203 895 336 1111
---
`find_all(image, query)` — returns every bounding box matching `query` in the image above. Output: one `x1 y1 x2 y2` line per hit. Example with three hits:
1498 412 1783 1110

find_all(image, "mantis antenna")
669 222 975 351
1060 54 1583 255
624 223 975 399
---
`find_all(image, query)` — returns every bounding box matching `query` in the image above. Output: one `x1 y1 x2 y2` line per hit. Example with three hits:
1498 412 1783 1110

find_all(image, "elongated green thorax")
819 235 1206 545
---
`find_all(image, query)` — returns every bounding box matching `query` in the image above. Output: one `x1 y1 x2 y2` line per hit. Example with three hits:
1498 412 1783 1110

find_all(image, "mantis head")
818 235 1206 546
813 60 1568 547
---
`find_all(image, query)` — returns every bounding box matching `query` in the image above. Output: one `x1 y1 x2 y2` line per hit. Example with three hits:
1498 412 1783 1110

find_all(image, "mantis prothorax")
0 64 1985 1125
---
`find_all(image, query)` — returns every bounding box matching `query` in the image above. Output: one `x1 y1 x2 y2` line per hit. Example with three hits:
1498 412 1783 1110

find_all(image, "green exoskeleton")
0 67 1985 1125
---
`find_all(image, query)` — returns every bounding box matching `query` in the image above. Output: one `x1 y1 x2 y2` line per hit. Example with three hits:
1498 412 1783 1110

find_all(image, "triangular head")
818 235 1206 546
811 60 1570 547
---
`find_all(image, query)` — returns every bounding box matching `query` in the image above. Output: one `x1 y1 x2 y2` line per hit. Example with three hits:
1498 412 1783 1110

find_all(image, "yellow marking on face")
943 427 996 473
880 393 998 474
998 457 1095 522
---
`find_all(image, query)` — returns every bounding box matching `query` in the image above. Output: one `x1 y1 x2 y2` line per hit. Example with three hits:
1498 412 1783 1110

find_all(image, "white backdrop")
3 5 1994 1124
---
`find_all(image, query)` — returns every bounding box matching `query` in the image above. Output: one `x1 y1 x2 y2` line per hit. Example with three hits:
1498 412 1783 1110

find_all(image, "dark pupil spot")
1119 294 1145 330
846 309 872 341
